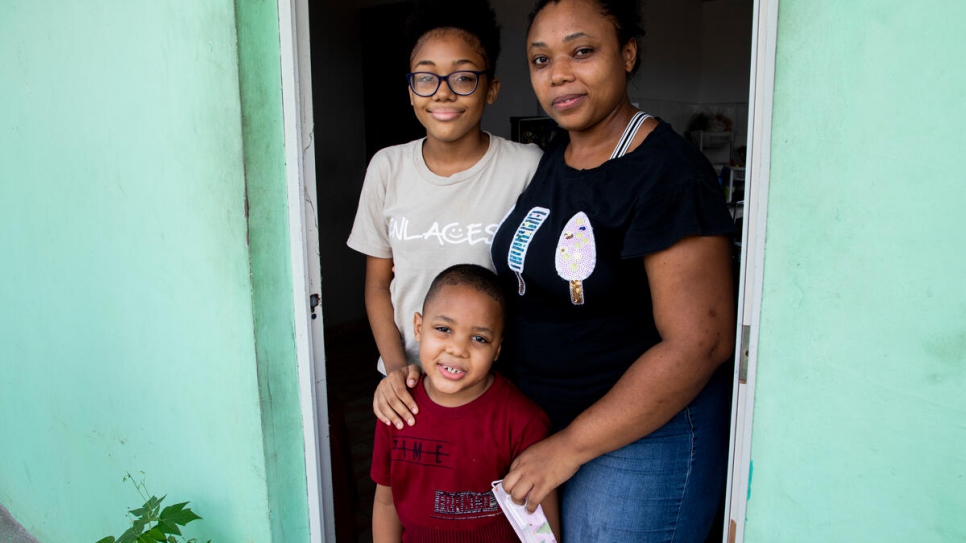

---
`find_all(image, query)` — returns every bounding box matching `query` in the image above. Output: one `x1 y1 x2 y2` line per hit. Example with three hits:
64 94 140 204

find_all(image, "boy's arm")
364 255 408 373
539 489 561 542
372 484 402 543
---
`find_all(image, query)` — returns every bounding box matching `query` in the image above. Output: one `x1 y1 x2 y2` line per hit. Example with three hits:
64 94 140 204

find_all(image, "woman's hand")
373 364 422 429
502 432 583 513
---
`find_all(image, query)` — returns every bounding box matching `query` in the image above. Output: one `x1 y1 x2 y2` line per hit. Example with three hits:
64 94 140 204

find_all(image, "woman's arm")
364 256 408 373
372 484 403 543
503 235 735 511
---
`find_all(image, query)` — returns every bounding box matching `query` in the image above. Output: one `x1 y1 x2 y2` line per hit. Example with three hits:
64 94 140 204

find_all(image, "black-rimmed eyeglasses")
406 70 486 97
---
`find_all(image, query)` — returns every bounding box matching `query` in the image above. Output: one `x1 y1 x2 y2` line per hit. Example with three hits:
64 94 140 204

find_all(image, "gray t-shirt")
347 134 543 372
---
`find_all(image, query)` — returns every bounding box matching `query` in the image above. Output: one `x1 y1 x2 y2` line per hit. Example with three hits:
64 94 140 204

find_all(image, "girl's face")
527 0 636 132
409 29 500 145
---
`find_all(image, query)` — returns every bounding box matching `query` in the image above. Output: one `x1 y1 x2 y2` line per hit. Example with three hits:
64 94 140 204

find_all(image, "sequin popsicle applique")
554 212 596 305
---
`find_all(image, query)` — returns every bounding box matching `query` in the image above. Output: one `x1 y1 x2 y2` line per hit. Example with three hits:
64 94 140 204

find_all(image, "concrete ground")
0 505 39 543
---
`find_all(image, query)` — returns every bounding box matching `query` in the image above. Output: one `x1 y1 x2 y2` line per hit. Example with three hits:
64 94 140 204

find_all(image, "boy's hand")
373 364 422 429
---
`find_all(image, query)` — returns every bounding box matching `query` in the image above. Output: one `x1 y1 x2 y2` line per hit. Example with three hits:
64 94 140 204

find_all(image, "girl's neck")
564 102 652 170
422 130 490 178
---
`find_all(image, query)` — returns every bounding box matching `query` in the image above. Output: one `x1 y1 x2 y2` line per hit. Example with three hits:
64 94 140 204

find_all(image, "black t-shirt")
491 121 735 429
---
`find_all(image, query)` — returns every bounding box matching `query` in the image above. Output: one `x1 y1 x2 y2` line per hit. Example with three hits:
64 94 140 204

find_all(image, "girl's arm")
502 235 735 511
365 255 422 428
372 484 403 543
364 256 408 374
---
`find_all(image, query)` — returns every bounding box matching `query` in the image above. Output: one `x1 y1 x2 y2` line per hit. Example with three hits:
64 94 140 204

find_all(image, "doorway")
306 1 760 541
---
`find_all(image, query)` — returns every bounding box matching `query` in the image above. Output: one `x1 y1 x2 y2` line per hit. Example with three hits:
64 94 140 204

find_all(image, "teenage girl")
348 0 543 389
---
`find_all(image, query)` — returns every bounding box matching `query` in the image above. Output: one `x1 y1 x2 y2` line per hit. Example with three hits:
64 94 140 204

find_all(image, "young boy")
347 0 543 377
370 264 559 543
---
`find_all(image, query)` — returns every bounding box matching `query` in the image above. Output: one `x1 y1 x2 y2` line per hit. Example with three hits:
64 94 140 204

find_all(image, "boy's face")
414 283 503 407
409 29 500 146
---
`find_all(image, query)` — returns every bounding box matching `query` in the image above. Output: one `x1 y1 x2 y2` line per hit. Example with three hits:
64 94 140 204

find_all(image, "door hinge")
309 293 321 320
738 324 751 384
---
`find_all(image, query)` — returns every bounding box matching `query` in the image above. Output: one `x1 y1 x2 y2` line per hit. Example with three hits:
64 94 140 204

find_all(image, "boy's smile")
414 283 503 407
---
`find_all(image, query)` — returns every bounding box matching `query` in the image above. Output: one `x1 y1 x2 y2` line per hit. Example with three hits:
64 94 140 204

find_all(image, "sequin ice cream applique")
555 212 596 305
507 207 550 295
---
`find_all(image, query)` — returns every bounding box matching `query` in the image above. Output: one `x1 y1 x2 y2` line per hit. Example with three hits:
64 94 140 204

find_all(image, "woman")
375 0 736 540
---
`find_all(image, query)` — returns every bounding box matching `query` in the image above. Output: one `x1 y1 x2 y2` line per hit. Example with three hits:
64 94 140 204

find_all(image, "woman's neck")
564 102 651 170
422 131 490 178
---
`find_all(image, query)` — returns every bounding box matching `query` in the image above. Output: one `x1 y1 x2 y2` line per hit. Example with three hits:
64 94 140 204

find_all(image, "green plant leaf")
159 502 201 526
95 537 116 543
148 496 165 514
130 517 149 534
116 529 139 543
155 519 182 537
139 526 166 542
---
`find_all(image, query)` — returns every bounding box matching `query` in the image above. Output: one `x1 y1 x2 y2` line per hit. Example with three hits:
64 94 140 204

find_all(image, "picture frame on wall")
510 116 559 150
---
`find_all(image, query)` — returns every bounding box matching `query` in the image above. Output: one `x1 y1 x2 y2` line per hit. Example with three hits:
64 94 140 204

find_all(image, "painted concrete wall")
235 0 312 540
745 1 966 541
1 1 308 541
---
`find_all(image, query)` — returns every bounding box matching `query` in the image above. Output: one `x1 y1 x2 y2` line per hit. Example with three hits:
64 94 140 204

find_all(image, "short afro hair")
423 264 506 317
405 0 502 75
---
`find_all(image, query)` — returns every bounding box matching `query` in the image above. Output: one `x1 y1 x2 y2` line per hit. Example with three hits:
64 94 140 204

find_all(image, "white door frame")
721 0 779 541
276 0 781 540
278 0 334 540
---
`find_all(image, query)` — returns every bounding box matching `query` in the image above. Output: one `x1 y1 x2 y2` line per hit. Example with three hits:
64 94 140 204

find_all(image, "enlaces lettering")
388 217 497 246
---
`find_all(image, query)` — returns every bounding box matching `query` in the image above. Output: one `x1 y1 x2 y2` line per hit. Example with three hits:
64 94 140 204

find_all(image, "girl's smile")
408 29 500 149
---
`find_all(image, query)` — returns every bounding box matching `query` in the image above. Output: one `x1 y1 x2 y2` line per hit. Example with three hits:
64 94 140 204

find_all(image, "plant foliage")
95 472 210 543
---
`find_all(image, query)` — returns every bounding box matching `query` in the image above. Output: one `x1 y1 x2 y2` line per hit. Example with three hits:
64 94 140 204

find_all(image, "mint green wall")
746 1 966 541
235 0 311 539
1 1 308 541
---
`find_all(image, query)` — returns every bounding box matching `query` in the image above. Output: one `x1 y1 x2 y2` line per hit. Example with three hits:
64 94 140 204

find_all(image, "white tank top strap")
610 110 653 160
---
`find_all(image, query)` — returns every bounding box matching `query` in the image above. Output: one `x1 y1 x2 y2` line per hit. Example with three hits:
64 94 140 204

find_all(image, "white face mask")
491 480 558 543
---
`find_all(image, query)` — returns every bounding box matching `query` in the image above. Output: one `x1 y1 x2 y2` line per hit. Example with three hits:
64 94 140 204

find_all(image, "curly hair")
528 0 646 75
405 0 502 74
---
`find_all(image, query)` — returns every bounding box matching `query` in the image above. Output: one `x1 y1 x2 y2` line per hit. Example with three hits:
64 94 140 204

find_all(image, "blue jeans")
560 369 730 542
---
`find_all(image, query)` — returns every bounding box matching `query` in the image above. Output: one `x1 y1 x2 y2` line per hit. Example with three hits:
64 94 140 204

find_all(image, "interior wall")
745 1 966 541
0 1 307 541
634 0 753 142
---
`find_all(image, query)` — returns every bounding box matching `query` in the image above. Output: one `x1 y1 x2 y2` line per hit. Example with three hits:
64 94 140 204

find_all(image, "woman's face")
409 29 499 146
527 0 637 132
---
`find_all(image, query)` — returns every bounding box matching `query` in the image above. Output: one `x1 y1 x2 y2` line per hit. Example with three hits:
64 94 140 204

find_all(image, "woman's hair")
405 0 502 75
528 0 646 75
